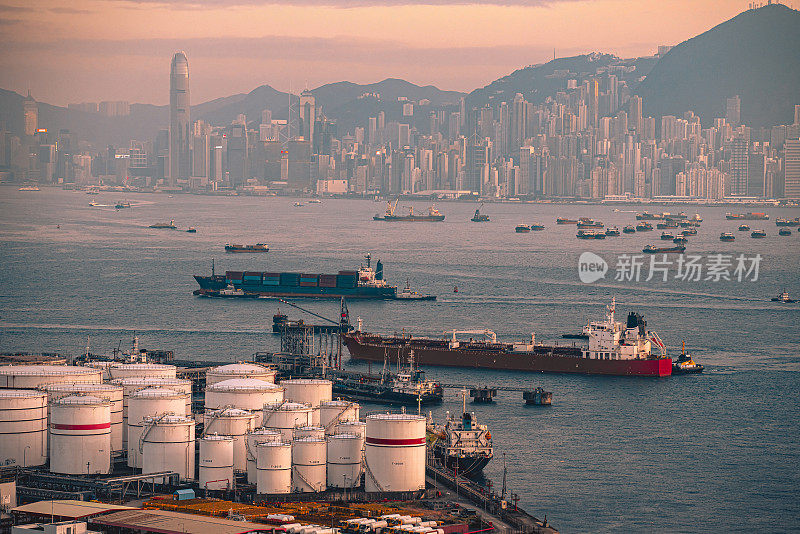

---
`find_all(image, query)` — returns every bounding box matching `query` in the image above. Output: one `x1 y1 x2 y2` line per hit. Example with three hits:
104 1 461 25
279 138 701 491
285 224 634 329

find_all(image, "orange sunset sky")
0 0 750 106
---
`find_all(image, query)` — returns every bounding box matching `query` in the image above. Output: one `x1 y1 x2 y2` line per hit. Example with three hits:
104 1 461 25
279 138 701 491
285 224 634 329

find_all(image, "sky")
0 0 748 107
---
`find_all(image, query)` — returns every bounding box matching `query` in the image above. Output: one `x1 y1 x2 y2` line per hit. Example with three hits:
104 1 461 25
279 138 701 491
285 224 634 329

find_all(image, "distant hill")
636 3 800 128
467 53 658 108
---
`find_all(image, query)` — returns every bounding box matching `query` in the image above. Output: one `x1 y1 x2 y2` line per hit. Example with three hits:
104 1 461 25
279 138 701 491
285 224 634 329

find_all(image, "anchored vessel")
374 199 445 221
726 212 769 220
471 205 490 222
427 394 492 477
149 219 177 229
225 243 269 253
344 300 673 377
194 254 402 299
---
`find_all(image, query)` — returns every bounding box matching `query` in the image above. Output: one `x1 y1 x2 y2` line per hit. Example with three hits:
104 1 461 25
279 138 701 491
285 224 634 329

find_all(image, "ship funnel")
375 260 383 280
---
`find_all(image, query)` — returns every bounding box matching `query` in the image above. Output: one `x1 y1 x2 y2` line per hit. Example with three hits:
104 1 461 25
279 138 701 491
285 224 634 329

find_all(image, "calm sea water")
1 187 799 533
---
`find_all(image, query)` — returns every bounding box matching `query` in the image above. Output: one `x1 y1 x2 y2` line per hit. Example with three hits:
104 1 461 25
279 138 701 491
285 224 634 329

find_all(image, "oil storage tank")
41 383 124 452
0 389 47 467
334 420 366 440
364 413 425 492
107 363 177 381
127 387 188 468
49 395 111 475
262 402 313 441
207 362 277 386
111 377 192 446
280 379 332 425
256 441 292 494
291 437 326 493
319 400 360 435
199 434 234 490
0 365 101 389
204 378 283 426
140 414 195 481
293 425 325 440
246 428 282 483
203 407 258 472
327 433 363 489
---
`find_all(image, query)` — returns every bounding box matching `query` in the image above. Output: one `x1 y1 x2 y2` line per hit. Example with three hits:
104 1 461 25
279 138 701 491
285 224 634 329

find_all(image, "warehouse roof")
11 500 136 519
91 509 277 534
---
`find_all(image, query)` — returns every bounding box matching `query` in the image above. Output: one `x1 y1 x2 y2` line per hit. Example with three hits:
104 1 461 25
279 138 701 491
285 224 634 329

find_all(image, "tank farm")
0 359 556 534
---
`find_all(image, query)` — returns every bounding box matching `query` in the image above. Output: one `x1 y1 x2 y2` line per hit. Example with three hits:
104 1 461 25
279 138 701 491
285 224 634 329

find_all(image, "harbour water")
1 187 799 532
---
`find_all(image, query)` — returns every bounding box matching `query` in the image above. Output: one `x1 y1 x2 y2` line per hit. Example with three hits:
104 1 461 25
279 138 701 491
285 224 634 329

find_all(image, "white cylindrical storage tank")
256 441 292 494
141 414 195 481
127 387 187 468
246 428 282 483
0 389 47 467
319 400 360 435
280 379 332 425
334 420 366 440
107 363 177 381
83 361 115 380
203 408 258 472
204 378 284 426
49 395 110 475
291 437 326 493
262 402 313 441
364 413 426 492
0 365 102 389
206 362 277 386
293 425 325 441
111 377 192 446
327 433 363 489
40 383 124 452
199 434 234 491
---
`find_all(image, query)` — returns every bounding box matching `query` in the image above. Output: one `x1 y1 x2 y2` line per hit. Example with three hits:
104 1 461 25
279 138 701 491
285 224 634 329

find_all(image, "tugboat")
515 224 531 233
778 228 792 236
395 280 436 301
738 224 750 231
636 222 654 231
149 219 177 229
556 217 579 224
471 204 490 222
530 223 546 231
660 232 675 240
605 226 621 236
750 229 767 238
672 343 704 374
225 243 269 253
771 290 796 303
623 225 637 234
427 390 493 477
719 232 736 242
577 229 606 239
643 244 686 253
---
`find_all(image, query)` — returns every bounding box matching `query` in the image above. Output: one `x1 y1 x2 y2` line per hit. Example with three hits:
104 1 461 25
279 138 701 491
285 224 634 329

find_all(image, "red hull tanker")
344 299 672 377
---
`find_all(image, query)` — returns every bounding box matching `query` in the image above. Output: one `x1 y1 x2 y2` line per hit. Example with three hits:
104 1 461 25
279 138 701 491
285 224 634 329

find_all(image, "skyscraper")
730 133 748 196
169 51 190 186
23 91 37 136
726 95 741 128
785 138 800 199
299 89 316 146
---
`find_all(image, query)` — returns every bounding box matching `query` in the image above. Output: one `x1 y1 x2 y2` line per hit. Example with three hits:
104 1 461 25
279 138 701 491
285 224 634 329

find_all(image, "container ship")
343 299 672 377
373 200 445 221
726 212 769 220
194 254 399 299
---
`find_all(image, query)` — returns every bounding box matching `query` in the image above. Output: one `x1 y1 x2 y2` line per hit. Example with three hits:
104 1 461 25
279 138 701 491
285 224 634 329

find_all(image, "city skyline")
0 0 749 106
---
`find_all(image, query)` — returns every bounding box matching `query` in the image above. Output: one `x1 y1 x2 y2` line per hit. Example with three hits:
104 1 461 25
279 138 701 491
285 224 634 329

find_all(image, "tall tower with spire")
23 91 38 136
169 51 190 185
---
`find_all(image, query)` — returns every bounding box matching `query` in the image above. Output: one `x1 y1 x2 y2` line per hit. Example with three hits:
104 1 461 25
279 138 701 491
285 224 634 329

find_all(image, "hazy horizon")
0 0 748 107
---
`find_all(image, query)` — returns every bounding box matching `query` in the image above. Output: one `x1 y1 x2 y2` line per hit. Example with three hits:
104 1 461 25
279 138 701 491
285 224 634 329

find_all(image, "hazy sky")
0 0 746 106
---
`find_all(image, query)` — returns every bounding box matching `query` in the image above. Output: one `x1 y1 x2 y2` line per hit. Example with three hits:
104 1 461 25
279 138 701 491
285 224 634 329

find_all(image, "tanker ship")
343 299 672 377
428 394 493 477
194 254 400 299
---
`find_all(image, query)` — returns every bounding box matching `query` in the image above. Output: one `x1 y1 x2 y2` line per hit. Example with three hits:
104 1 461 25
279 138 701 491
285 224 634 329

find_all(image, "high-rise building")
785 138 800 199
23 91 37 136
726 95 741 128
729 134 748 196
794 105 800 126
169 51 190 185
628 95 642 135
299 90 316 146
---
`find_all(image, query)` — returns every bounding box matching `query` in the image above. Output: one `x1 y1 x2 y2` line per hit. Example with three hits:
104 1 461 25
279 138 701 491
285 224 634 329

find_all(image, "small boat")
115 200 131 209
738 224 750 231
605 226 620 236
556 217 579 224
623 225 637 234
515 224 531 233
636 222 654 231
643 244 685 253
89 201 101 207
577 218 604 229
681 228 697 236
186 227 197 233
690 214 703 222
771 290 796 303
660 232 675 240
577 229 606 240
86 190 99 195
18 185 40 191
308 199 322 204
225 243 269 253
778 228 792 236
750 230 767 238
775 217 800 227
293 201 303 207
149 219 177 229
672 343 704 374
719 232 735 242
679 220 701 228
636 212 664 220
673 236 688 245
395 280 436 301
471 204 490 222
530 224 545 231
